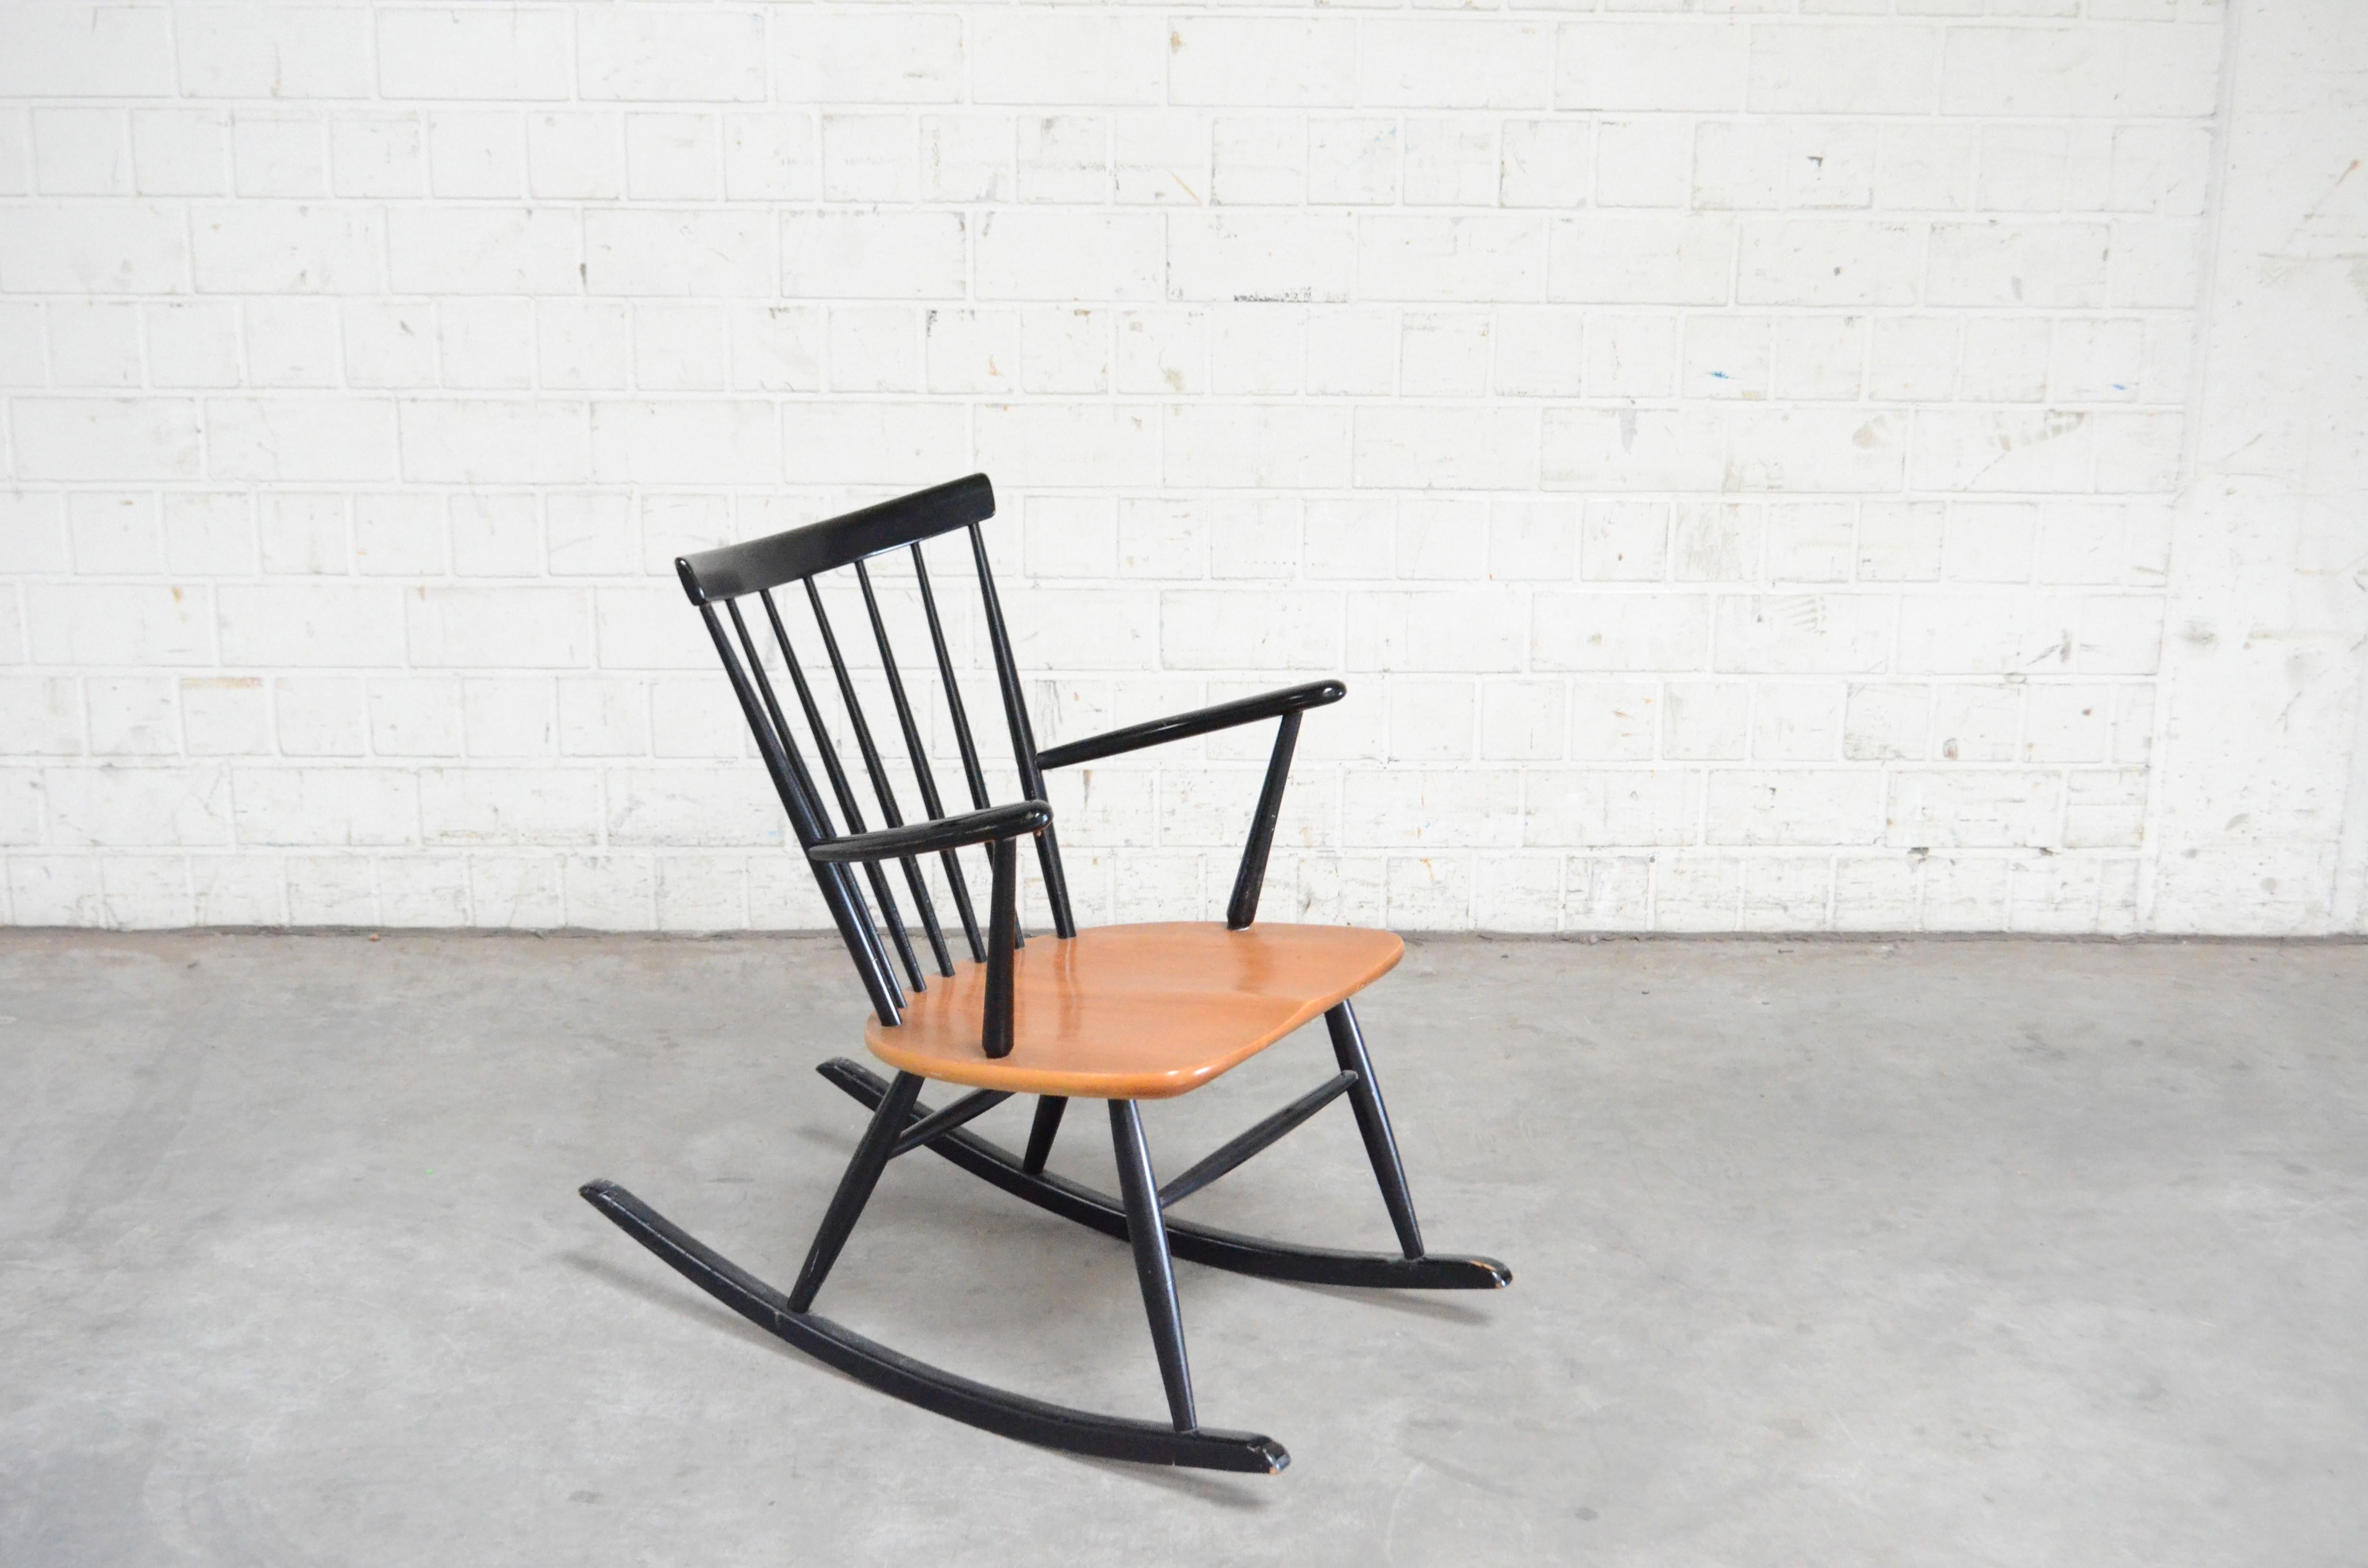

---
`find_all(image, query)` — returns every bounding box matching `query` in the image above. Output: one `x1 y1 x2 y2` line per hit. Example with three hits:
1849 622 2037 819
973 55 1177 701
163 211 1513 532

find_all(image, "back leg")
1022 1095 1067 1175
1324 1000 1425 1260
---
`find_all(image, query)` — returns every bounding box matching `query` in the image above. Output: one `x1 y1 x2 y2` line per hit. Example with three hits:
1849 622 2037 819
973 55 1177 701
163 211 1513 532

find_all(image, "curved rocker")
580 1179 1290 1473
816 1058 1514 1292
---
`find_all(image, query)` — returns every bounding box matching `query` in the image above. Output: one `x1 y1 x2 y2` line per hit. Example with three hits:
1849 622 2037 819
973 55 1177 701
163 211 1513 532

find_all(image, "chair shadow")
1277 1280 1499 1325
1064 1454 1282 1510
559 1248 874 1398
561 1248 1281 1506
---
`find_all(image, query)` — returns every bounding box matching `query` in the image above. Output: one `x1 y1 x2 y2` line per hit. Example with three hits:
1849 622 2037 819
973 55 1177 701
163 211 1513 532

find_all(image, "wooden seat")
864 921 1405 1099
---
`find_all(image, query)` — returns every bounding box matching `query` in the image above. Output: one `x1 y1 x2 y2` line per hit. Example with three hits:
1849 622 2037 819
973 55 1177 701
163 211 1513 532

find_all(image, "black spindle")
706 602 900 1024
913 541 1008 942
804 576 954 977
757 588 926 993
967 523 1075 940
855 560 987 963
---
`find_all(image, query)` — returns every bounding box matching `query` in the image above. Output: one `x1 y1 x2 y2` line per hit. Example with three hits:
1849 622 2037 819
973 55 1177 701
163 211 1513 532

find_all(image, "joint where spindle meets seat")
582 473 1508 1474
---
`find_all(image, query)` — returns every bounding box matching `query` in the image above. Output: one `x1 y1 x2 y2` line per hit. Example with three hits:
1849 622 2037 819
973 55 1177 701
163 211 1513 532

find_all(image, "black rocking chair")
580 474 1508 1472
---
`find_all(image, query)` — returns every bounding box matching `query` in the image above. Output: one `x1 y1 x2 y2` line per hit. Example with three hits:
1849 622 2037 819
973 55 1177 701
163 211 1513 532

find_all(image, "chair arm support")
807 800 1051 865
1035 680 1345 771
817 801 1040 1062
1225 711 1301 931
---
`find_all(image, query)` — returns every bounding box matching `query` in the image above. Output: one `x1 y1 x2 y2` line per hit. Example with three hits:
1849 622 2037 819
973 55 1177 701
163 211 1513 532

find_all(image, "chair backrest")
675 474 1075 1027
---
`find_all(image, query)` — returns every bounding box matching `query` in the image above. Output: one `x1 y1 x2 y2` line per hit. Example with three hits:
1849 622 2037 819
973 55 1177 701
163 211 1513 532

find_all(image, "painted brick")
400 400 591 485
977 211 1159 302
1705 769 1884 845
588 401 778 487
1542 408 1727 492
1164 404 1350 489
1941 25 2221 119
978 404 1156 489
12 399 200 480
425 767 603 845
0 6 175 97
1362 23 1554 111
208 396 396 482
0 1 2248 936
1170 20 1357 108
1886 770 2063 850
376 7 571 101
232 767 417 846
1533 593 1711 672
772 12 963 104
968 12 1166 107
577 8 765 103
1361 216 1545 304
1550 216 1735 305
1749 25 1938 114
180 6 370 99
1738 221 1923 307
0 203 187 293
385 207 573 294
780 210 964 304
780 402 968 487
1557 23 1748 113
1169 213 1356 305
1525 769 1696 848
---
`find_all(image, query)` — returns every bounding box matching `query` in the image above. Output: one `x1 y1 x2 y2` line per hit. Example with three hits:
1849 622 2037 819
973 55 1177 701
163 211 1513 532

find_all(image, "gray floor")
1 931 2363 1566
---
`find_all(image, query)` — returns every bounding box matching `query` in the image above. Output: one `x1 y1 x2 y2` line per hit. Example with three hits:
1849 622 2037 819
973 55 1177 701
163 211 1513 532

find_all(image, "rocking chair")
580 474 1509 1473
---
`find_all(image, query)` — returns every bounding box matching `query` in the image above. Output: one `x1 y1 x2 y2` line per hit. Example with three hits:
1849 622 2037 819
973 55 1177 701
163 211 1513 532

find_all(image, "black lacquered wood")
911 540 1004 941
1325 1000 1424 1261
704 603 900 1025
1111 1100 1197 1432
803 577 953 977
910 543 993 814
983 835 1019 1059
1226 710 1301 931
675 474 994 605
1036 680 1346 771
969 522 1075 940
890 1088 1010 1158
757 589 924 993
1158 1069 1356 1209
726 598 895 1000
819 1060 1511 1291
1022 1095 1066 1176
580 1180 1288 1473
788 1070 923 1312
809 800 1051 865
855 559 986 963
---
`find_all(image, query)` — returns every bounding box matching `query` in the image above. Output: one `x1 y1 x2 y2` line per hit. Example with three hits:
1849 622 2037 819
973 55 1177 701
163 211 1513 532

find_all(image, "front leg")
1110 1100 1198 1432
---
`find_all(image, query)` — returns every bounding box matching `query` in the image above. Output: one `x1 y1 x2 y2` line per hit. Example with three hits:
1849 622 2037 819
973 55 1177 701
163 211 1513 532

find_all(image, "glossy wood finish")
863 922 1405 1100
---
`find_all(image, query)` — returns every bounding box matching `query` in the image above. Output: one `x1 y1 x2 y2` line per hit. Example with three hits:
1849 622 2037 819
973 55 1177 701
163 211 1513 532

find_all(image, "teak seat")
580 474 1508 1473
866 922 1405 1099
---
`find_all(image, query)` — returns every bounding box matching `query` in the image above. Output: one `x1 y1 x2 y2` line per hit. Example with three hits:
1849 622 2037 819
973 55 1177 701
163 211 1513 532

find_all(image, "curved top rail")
675 473 996 605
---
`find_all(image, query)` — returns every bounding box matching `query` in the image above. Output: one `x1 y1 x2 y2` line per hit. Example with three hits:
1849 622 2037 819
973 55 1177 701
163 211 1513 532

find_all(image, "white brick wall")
2 0 2357 935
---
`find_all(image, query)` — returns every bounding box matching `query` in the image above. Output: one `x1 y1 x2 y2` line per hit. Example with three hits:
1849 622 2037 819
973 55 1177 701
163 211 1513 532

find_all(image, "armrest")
1036 679 1345 770
807 800 1051 864
815 799 1041 1062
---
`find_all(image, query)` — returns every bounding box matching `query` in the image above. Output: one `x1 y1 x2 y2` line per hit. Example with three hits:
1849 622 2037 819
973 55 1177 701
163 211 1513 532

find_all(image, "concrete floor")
1 931 2363 1566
